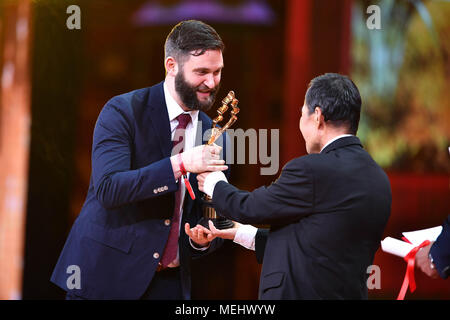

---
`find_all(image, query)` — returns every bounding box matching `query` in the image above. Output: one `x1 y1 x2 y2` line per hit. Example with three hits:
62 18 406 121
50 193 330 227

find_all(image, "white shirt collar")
163 81 199 124
320 134 354 153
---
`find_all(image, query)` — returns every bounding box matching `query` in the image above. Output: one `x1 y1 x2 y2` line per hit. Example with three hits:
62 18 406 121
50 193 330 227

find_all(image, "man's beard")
175 70 220 111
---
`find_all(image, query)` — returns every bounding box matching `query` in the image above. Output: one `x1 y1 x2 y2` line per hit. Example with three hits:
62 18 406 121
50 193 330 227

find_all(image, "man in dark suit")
191 73 392 299
416 215 450 280
51 20 229 300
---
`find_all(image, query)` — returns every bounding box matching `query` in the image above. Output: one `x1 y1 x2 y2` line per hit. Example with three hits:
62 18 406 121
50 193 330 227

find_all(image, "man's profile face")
175 49 223 111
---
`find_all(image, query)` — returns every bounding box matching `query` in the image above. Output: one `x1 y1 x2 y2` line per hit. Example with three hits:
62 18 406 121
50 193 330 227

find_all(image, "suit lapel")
145 83 216 220
146 82 173 158
198 111 213 144
145 86 215 213
145 83 213 159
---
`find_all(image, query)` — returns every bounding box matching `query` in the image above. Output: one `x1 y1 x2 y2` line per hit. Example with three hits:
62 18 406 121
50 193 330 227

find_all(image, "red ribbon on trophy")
177 153 195 200
396 239 430 300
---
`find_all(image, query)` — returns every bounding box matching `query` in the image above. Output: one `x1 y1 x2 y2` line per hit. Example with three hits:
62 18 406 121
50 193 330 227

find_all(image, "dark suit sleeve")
430 215 450 279
92 101 178 209
212 157 314 225
255 228 269 264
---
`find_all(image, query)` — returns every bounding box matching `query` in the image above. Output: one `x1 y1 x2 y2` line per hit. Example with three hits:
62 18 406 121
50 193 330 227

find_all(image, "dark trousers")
65 292 86 300
65 267 182 300
140 267 183 300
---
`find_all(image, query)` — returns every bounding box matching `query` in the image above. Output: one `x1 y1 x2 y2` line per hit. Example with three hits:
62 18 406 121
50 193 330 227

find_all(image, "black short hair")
305 73 362 134
165 20 225 65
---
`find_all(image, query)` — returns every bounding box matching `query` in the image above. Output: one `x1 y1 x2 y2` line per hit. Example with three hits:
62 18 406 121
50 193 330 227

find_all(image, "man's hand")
184 223 211 247
185 220 241 244
197 172 212 193
415 242 440 279
197 171 227 196
182 144 227 173
206 220 241 240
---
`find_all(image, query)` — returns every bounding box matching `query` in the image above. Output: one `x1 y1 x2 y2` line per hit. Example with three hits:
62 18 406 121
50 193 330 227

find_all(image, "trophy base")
198 216 234 230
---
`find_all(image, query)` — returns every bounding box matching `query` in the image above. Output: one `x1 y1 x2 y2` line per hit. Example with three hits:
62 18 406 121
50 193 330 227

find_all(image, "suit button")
164 219 170 226
153 252 159 259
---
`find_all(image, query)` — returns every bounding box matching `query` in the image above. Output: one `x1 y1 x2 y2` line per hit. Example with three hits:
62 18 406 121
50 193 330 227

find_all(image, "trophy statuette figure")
199 91 239 230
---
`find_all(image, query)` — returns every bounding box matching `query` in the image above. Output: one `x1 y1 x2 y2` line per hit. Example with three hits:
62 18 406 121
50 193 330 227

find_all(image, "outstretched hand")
184 223 211 247
184 220 241 247
206 220 241 240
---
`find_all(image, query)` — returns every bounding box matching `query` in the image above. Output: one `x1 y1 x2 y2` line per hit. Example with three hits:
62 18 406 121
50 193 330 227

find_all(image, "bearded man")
51 20 229 300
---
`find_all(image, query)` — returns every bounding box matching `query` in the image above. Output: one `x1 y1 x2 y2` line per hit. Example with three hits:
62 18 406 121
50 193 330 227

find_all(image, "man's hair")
305 73 362 135
165 20 225 65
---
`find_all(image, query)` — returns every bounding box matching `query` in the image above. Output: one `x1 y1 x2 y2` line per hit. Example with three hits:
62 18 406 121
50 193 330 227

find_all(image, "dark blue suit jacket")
430 215 450 279
212 136 391 299
51 82 226 299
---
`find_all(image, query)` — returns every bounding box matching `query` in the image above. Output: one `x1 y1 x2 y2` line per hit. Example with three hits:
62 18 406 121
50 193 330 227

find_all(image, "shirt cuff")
203 171 228 197
233 224 258 251
189 238 210 251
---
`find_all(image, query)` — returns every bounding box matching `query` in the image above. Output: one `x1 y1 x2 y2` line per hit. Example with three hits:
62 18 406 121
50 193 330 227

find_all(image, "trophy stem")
200 195 234 230
203 195 217 219
200 90 239 230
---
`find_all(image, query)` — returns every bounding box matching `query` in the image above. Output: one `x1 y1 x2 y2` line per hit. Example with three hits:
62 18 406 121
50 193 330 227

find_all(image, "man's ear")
165 56 178 76
314 107 324 127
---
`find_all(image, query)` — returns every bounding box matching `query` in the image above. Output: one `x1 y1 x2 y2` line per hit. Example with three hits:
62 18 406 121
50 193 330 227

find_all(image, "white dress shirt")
163 82 199 266
320 134 353 152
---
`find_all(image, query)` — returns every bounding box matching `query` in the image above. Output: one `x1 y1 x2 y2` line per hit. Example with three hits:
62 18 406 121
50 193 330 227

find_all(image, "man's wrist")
204 171 228 197
170 155 182 181
178 153 188 175
233 224 258 251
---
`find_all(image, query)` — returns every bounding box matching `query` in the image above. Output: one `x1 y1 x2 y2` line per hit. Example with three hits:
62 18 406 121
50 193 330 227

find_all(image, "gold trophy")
200 91 239 230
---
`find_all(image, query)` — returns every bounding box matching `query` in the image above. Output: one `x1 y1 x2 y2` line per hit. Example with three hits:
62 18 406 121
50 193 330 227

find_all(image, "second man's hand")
206 220 241 240
197 170 228 196
196 172 211 193
185 220 241 244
